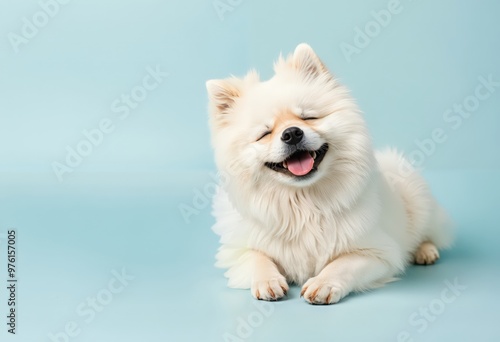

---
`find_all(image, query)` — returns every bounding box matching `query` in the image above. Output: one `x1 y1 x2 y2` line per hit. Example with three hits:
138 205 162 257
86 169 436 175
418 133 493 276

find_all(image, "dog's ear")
206 79 241 115
292 43 329 78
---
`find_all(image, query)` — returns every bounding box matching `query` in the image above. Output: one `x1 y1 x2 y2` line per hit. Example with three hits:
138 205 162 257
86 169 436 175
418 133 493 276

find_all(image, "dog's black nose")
281 126 304 145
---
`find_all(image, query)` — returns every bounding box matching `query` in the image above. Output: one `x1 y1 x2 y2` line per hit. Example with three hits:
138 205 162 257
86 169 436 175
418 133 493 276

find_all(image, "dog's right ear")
206 79 241 116
292 43 329 78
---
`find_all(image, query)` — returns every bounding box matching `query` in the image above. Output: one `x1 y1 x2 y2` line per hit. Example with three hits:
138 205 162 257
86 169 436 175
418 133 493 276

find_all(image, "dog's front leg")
249 250 289 301
301 252 393 304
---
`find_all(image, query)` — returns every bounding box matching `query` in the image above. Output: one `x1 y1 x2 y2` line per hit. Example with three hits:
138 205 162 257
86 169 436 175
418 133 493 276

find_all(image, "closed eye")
303 117 318 120
257 131 271 141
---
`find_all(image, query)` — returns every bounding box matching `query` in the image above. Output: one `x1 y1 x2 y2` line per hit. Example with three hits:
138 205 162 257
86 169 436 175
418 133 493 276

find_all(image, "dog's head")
207 44 372 190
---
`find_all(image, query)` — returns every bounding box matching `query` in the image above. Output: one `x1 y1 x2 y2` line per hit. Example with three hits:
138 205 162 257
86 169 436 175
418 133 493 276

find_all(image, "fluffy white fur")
206 44 453 304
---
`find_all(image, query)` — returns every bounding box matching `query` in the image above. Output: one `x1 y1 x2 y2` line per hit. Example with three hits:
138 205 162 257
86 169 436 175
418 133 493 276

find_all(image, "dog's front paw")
301 277 345 305
414 241 440 265
251 277 288 301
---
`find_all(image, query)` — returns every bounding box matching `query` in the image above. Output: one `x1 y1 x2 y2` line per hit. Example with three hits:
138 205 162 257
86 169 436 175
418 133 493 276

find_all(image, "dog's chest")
250 219 340 284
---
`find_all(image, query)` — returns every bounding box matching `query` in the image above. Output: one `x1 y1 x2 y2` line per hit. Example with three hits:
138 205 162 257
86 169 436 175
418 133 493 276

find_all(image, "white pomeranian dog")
206 44 453 304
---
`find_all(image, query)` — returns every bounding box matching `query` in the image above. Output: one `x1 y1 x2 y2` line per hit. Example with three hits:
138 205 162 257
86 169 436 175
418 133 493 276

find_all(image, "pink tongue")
287 151 314 176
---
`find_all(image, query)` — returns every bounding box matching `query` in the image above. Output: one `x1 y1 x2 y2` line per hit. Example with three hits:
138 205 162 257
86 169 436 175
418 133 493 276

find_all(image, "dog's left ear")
206 79 241 115
292 43 329 78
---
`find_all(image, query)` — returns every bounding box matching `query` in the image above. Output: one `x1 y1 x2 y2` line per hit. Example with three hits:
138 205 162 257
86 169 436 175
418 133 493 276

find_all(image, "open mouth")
265 143 329 178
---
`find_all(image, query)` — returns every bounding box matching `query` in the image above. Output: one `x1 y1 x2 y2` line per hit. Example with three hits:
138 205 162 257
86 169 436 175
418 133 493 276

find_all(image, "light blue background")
0 0 499 341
